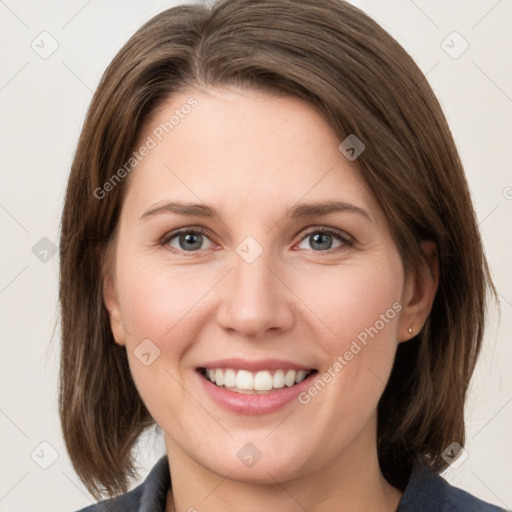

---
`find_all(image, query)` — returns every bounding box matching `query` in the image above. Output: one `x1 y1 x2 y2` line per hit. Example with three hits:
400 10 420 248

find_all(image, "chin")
196 437 314 484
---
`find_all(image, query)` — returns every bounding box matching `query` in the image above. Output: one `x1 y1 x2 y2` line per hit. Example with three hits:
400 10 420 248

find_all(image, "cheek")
300 253 403 398
292 258 403 437
309 259 402 344
113 258 210 397
117 257 210 343
116 262 211 422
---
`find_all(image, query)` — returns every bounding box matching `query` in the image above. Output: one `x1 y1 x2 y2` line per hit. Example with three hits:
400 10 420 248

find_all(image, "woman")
59 0 506 510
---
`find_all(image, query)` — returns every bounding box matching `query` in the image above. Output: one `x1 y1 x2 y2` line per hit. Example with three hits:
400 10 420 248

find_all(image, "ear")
102 255 127 347
398 240 439 342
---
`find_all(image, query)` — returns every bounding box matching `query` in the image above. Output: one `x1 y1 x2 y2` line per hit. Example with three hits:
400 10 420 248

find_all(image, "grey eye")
166 230 213 252
297 230 348 251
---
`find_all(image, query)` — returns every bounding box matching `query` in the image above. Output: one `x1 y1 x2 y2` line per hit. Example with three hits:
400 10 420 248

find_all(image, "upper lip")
198 358 315 372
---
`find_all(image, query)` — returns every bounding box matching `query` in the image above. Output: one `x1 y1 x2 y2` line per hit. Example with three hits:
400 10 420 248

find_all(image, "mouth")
197 367 318 394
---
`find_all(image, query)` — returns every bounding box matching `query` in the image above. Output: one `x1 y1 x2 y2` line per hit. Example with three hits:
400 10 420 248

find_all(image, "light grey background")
0 1 511 511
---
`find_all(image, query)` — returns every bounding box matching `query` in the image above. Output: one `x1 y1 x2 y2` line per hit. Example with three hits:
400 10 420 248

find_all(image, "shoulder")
397 460 508 512
72 455 170 512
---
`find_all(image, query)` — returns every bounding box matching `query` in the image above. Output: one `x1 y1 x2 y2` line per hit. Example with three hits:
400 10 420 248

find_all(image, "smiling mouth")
198 367 318 394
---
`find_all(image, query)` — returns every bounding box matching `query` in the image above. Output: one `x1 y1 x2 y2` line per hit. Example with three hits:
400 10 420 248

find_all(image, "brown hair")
59 0 496 500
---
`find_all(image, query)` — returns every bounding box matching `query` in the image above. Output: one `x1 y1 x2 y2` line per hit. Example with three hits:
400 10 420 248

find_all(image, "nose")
216 249 295 339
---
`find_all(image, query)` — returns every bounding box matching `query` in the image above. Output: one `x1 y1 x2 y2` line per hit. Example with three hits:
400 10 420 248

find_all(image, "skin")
104 86 438 512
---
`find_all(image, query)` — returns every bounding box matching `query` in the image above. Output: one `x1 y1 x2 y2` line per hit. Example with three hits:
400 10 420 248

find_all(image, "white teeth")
272 369 285 389
224 368 236 387
254 371 273 391
296 370 308 383
203 367 313 393
284 370 296 387
236 370 254 390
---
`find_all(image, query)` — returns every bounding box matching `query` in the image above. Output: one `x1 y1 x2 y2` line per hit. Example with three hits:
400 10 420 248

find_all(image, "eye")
296 227 353 252
160 226 353 254
161 228 214 252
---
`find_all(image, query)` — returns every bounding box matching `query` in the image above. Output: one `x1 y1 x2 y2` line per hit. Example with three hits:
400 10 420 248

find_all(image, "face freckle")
104 86 409 486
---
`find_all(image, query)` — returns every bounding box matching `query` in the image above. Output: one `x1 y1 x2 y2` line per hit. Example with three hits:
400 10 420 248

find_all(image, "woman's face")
104 86 414 483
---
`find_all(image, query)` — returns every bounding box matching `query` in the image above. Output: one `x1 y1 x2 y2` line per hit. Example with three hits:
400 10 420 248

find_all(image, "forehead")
122 87 378 222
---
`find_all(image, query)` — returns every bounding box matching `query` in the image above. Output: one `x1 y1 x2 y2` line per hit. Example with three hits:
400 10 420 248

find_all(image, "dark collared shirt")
75 455 507 511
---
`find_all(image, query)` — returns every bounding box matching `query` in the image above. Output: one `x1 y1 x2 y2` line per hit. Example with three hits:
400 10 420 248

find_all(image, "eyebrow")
288 201 372 222
141 202 221 220
140 200 373 222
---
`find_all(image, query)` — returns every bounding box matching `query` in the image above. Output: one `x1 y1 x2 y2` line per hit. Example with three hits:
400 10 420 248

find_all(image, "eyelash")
159 226 354 255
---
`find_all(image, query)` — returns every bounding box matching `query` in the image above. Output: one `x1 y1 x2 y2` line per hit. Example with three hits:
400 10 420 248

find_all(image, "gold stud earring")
408 327 413 334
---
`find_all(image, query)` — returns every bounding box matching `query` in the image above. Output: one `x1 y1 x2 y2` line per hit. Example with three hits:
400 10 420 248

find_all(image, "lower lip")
196 370 317 415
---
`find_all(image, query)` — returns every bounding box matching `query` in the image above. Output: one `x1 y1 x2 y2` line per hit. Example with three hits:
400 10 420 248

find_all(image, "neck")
164 417 402 512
